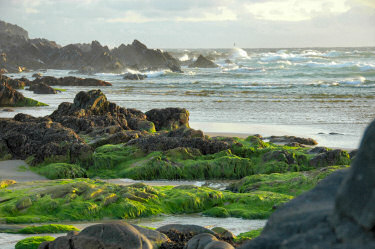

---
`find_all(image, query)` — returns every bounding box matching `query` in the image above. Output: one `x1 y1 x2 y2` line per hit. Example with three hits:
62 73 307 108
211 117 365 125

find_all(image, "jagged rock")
309 149 350 167
123 72 147 80
0 74 26 89
32 72 42 78
127 129 231 155
188 55 218 68
0 113 90 165
211 227 235 242
0 81 43 107
239 119 375 249
146 108 189 131
28 82 57 94
263 150 296 164
267 135 317 146
39 223 153 249
307 146 328 154
33 76 112 86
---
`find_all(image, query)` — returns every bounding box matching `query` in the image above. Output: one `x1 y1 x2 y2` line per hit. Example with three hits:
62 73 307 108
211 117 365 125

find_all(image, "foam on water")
230 47 249 59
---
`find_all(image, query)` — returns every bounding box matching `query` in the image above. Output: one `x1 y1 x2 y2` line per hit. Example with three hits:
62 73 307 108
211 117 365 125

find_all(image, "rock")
185 233 218 249
239 118 375 249
308 149 351 167
32 72 42 78
0 74 26 89
123 72 147 80
157 224 215 236
211 227 235 242
131 224 169 247
188 55 218 68
0 113 90 165
0 81 44 107
28 83 57 94
349 149 358 159
16 197 32 210
40 223 152 249
127 131 231 155
90 130 143 148
33 76 112 86
267 135 317 146
204 241 234 249
224 59 232 64
2 108 13 112
307 146 328 154
263 150 296 164
146 108 190 131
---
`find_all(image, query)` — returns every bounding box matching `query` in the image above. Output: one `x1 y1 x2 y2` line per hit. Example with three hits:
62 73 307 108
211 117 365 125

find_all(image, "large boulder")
145 108 189 131
0 81 45 107
28 82 57 94
123 72 147 80
39 223 153 249
267 135 317 146
33 76 112 86
188 55 218 68
239 118 375 249
0 113 90 165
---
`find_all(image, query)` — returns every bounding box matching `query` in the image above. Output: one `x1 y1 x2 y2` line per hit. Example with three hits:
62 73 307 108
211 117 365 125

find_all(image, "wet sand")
0 160 46 182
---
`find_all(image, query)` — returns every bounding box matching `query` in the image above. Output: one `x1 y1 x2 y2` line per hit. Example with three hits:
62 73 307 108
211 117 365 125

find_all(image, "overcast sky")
0 0 374 48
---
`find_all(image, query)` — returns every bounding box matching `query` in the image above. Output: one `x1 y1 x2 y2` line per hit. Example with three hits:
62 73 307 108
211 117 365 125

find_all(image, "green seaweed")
234 228 263 243
15 236 55 249
37 163 87 179
17 224 79 234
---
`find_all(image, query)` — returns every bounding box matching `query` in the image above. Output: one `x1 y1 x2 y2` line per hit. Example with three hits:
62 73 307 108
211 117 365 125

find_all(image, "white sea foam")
230 47 249 59
299 61 375 71
338 76 366 85
179 54 190 61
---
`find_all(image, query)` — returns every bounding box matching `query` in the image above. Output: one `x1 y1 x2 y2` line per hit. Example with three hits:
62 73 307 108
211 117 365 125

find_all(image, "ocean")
2 47 375 149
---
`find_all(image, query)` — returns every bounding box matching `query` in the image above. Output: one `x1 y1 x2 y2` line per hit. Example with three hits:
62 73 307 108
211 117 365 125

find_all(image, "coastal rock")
32 72 42 78
308 149 350 167
211 227 235 242
39 223 153 249
0 81 43 107
123 72 147 80
188 55 218 68
0 113 90 165
33 76 112 86
204 241 234 249
267 135 317 146
239 118 375 249
185 233 218 249
145 108 189 131
263 150 296 164
0 74 26 89
157 224 215 236
28 82 57 94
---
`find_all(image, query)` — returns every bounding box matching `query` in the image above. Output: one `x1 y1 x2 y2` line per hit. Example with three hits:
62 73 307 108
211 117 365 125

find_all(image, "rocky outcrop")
267 135 318 146
49 89 155 134
146 108 189 131
0 20 182 74
239 119 375 249
28 83 57 94
0 81 45 107
123 72 147 80
32 76 112 86
188 55 218 68
0 113 91 165
308 149 351 167
127 127 231 155
0 74 26 89
112 40 182 72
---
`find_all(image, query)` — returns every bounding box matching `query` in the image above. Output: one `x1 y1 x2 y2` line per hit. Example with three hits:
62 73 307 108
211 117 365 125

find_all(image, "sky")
0 0 374 48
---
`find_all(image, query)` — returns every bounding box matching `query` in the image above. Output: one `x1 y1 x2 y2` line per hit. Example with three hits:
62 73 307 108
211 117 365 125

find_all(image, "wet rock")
157 224 215 236
28 82 57 94
239 119 375 249
308 149 350 167
185 233 218 249
40 223 153 249
0 81 41 107
267 135 317 146
0 74 26 89
146 108 189 131
90 130 144 148
211 227 235 242
123 72 147 80
32 72 42 78
0 113 90 165
188 55 218 68
307 146 328 154
33 76 112 86
2 108 13 112
263 150 296 164
204 241 234 249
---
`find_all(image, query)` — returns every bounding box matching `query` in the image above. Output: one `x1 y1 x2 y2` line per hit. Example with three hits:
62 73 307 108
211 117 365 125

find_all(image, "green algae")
234 228 263 243
37 163 87 179
13 97 48 107
15 236 55 249
17 224 79 234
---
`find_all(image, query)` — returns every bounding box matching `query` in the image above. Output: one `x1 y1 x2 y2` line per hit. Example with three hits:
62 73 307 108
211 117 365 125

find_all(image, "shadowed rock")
239 118 375 249
33 76 112 86
188 55 218 68
28 82 57 94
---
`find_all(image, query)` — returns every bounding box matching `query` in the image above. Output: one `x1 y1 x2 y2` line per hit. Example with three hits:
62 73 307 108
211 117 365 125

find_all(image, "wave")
298 61 375 71
179 54 190 61
230 47 249 59
337 76 366 85
222 66 265 73
124 68 169 78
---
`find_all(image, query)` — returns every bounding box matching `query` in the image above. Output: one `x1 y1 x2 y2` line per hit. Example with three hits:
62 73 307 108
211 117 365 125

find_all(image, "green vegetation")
53 88 66 92
15 236 55 249
17 224 79 234
14 97 48 107
37 163 87 179
234 228 263 243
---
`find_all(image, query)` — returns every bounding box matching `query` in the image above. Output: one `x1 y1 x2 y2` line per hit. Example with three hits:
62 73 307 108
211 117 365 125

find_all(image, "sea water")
2 47 375 149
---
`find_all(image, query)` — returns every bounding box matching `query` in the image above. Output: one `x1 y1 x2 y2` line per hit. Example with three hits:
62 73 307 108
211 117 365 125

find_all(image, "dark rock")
263 150 296 164
307 146 328 154
204 241 234 249
188 55 218 68
90 130 144 148
0 113 90 165
349 149 358 159
32 72 42 78
267 135 317 146
157 224 215 236
285 142 306 147
224 59 232 64
131 224 169 246
211 227 235 242
146 108 189 131
0 81 30 107
40 222 152 249
185 233 218 249
0 74 26 89
123 72 147 80
127 131 231 155
2 108 13 112
33 76 112 86
309 149 350 167
239 118 375 249
28 82 57 94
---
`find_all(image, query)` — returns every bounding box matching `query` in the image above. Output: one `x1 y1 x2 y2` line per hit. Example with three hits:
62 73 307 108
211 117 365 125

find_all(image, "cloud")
245 0 351 22
106 6 237 23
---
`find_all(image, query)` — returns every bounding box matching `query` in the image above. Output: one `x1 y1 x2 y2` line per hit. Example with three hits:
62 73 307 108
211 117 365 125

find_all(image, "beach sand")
0 160 46 182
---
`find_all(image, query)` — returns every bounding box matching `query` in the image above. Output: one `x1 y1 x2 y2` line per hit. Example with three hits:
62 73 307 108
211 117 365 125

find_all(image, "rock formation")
32 76 112 86
239 118 375 249
0 20 181 73
0 80 46 107
28 82 57 94
188 55 218 68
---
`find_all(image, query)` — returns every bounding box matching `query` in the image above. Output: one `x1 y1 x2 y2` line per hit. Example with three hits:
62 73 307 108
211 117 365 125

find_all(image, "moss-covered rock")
37 163 87 179
17 224 79 234
15 236 54 249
